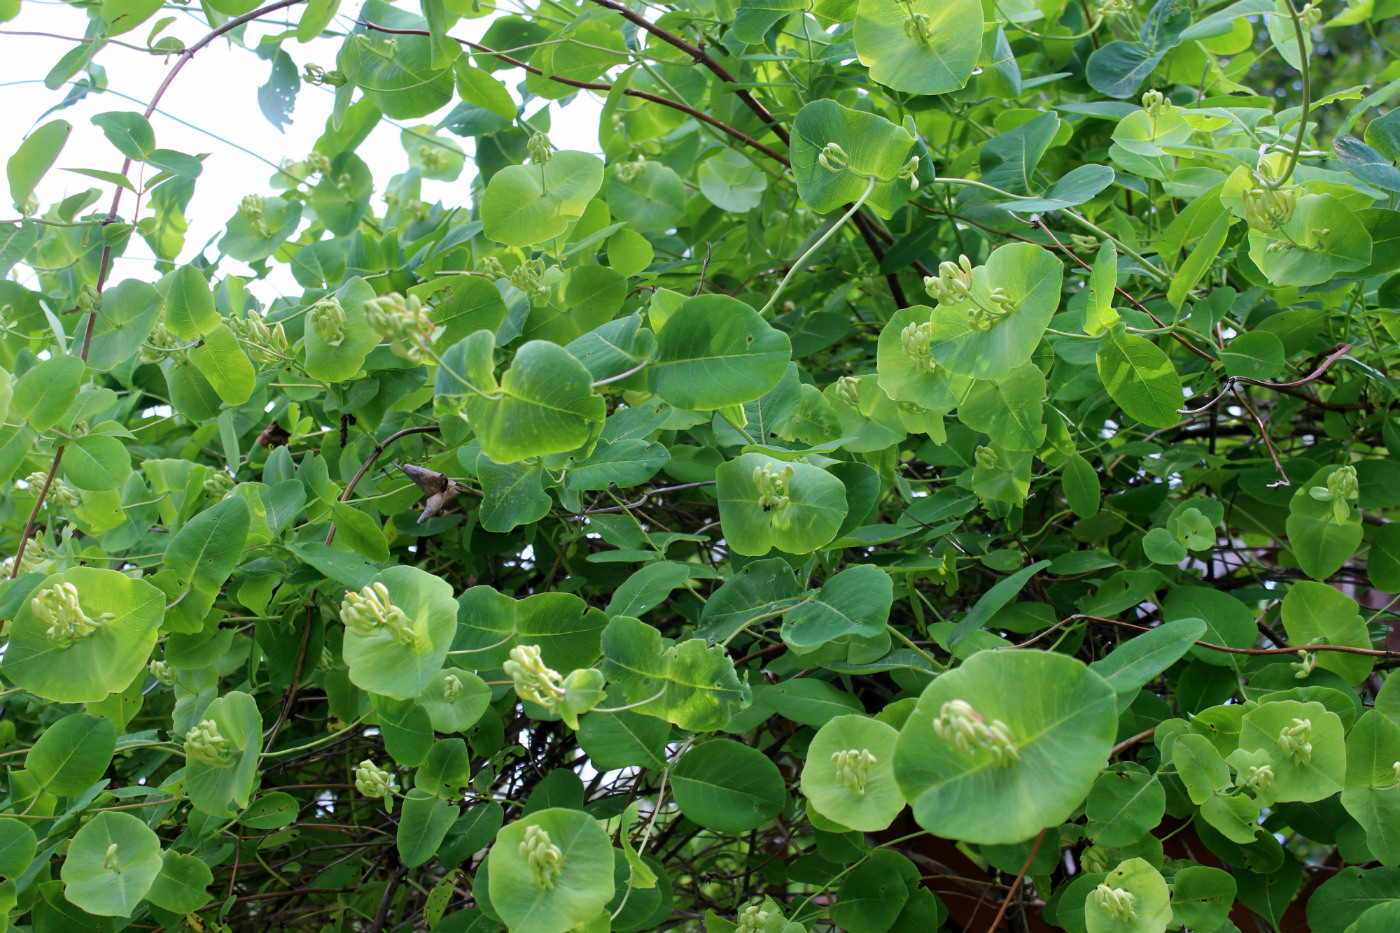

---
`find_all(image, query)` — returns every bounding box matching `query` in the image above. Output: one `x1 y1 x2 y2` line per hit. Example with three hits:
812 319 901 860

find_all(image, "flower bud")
355 759 397 812
32 583 114 648
520 824 564 889
309 297 349 348
1093 883 1138 922
831 748 877 796
341 582 417 646
185 719 237 768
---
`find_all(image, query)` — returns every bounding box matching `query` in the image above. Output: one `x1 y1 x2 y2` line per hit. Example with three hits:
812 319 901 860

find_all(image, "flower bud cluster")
141 314 190 365
302 64 348 87
520 824 564 889
527 132 553 165
32 583 114 648
149 659 177 686
1141 89 1172 118
239 194 270 239
900 320 936 374
504 645 567 709
1238 763 1274 793
617 155 647 183
1276 718 1313 765
1093 883 1138 922
228 311 289 367
903 12 931 43
27 472 82 509
833 374 862 409
443 674 463 703
355 759 397 812
818 142 849 174
753 462 795 513
365 292 443 364
184 719 237 768
831 748 877 796
933 699 1021 766
736 904 770 933
309 297 349 348
341 582 417 646
508 258 560 307
1308 465 1359 524
923 255 1015 330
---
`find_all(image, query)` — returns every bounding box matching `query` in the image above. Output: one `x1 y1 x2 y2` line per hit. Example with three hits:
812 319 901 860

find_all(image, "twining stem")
1272 0 1311 189
759 176 877 316
325 424 441 545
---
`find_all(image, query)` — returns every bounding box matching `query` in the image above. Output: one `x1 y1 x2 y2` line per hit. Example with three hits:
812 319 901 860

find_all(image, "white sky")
1 0 602 300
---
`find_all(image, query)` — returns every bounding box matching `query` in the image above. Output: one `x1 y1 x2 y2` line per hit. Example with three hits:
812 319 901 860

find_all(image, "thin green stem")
759 175 876 317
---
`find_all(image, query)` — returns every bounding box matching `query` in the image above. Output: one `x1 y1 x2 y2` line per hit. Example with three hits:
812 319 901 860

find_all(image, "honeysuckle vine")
2 0 1400 929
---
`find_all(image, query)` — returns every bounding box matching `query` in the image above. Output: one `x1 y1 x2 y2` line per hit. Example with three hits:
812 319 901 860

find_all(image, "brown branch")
9 0 306 579
359 21 790 167
988 827 1045 932
1074 614 1396 657
325 424 440 546
583 0 791 146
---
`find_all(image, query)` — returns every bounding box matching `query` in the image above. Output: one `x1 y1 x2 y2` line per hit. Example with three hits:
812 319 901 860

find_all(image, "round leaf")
672 739 786 833
801 715 904 832
487 808 614 933
61 811 162 916
342 565 456 700
893 650 1118 844
3 567 163 704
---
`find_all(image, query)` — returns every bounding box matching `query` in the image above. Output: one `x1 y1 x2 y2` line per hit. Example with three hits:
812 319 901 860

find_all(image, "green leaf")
8 119 70 212
1238 699 1345 803
399 791 459 867
488 808 614 933
65 433 131 492
926 243 1064 381
185 690 264 818
304 277 380 383
791 100 929 219
25 712 116 796
801 715 903 831
1085 763 1164 847
3 567 163 703
164 496 250 629
893 650 1118 844
145 850 214 913
464 338 606 464
60 811 162 916
697 149 768 213
947 560 1051 646
598 615 750 731
781 564 892 651
91 111 155 161
1084 858 1170 933
86 278 162 373
651 295 792 410
1249 194 1372 287
12 354 84 432
1088 617 1207 697
481 152 605 247
672 739 786 833
1169 865 1236 933
1097 330 1184 429
1286 465 1364 581
1280 581 1373 685
190 323 255 405
1341 711 1400 867
165 265 219 339
1062 454 1101 518
0 819 36 878
715 452 848 557
342 565 456 700
477 454 551 533
854 0 982 95
830 850 911 933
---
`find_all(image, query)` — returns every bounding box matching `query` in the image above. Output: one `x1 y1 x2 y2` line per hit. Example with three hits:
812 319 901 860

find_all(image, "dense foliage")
2 0 1400 930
